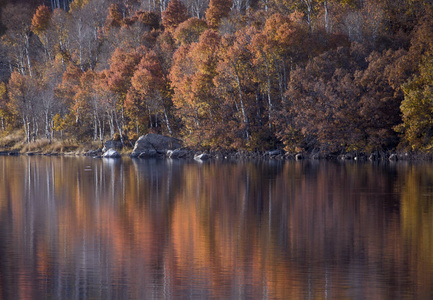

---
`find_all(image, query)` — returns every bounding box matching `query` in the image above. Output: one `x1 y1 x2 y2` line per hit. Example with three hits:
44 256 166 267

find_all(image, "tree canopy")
0 0 431 153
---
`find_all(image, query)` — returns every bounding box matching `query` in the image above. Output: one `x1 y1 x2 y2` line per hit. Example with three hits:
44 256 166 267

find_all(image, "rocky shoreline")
89 133 433 162
1 133 432 162
1 148 431 162
126 149 433 162
0 147 432 162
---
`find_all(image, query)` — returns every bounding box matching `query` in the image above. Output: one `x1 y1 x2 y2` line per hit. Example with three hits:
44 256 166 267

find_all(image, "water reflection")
0 157 432 299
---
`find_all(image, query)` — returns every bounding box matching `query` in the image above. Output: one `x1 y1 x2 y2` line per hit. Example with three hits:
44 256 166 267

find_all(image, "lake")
0 156 432 299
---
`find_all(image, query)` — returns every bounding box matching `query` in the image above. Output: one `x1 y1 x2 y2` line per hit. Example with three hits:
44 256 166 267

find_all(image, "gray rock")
214 152 225 160
194 153 211 161
138 149 158 158
131 134 183 157
85 149 102 157
389 154 398 161
266 149 283 156
311 153 320 160
343 153 354 160
168 149 188 159
44 152 59 156
103 148 121 158
102 140 123 152
354 154 366 161
295 153 303 160
369 153 378 161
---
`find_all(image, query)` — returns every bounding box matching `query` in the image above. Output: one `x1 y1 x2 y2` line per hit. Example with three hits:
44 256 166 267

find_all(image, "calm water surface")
0 156 432 299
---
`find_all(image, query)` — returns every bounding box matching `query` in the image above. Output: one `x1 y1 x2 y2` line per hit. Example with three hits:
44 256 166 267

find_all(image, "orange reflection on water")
0 157 433 298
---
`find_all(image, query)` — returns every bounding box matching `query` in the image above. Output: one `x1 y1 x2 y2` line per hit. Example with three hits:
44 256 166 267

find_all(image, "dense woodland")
0 0 433 153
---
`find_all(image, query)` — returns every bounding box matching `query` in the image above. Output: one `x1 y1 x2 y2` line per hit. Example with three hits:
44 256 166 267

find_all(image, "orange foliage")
162 0 188 33
173 17 208 46
205 0 233 28
31 5 51 36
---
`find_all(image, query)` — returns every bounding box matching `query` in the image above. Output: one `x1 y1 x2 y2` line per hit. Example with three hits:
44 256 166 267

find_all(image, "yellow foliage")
69 0 91 11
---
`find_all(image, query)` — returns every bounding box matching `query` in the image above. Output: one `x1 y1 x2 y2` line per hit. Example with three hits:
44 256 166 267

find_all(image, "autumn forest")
0 0 433 154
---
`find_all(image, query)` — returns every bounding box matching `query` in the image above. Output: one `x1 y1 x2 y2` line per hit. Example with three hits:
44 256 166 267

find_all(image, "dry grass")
0 130 26 150
45 139 81 153
0 131 83 153
21 139 51 152
0 131 134 155
21 138 93 154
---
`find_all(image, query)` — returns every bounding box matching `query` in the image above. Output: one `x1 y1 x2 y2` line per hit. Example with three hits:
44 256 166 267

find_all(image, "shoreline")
1 133 431 162
1 148 432 162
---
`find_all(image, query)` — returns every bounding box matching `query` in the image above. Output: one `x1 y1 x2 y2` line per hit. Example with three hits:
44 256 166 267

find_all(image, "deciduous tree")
356 49 409 150
7 71 38 142
284 46 364 152
0 82 9 130
162 0 188 33
205 0 232 29
170 30 221 146
399 55 433 150
103 46 146 144
2 3 35 76
38 61 64 143
214 28 256 147
32 5 54 63
128 50 173 135
173 17 208 46
31 5 50 36
56 63 83 124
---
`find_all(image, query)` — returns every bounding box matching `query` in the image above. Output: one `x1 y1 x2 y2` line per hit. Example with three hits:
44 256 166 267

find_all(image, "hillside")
0 0 432 154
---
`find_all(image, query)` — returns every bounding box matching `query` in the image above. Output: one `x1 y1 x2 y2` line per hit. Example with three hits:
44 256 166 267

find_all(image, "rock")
354 154 366 161
85 149 102 157
131 134 183 157
284 153 294 160
44 152 59 156
266 149 283 157
194 153 211 161
102 140 123 152
311 153 320 160
389 154 398 161
295 153 303 160
168 149 189 159
214 152 225 160
343 153 354 160
102 148 121 158
138 149 158 158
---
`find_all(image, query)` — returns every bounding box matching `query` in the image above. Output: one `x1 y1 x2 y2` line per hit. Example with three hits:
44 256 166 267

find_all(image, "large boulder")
103 148 121 158
131 134 183 158
138 149 158 158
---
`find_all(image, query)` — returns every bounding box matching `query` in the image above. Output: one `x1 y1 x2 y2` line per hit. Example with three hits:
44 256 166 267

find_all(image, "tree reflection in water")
0 157 431 299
